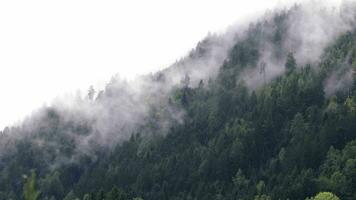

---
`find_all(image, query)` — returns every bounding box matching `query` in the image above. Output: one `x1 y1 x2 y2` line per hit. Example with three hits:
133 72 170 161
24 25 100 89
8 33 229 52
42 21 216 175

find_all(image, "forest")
0 3 356 200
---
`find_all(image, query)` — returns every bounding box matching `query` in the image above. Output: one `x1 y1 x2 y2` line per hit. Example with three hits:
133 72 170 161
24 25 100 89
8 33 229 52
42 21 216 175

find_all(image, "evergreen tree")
23 171 40 200
285 52 297 72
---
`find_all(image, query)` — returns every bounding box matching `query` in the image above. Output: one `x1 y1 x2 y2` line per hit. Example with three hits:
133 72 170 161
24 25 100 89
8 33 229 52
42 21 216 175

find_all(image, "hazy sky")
0 0 339 129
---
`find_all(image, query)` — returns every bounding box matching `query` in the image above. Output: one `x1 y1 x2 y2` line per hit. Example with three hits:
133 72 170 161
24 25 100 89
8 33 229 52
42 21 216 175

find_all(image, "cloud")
240 1 356 90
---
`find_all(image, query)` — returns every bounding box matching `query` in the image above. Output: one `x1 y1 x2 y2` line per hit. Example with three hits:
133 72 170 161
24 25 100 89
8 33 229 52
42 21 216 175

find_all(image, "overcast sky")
0 0 341 129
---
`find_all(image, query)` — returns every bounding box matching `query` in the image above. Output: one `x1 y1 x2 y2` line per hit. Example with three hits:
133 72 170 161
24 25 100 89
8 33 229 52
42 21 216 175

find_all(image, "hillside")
1 3 356 200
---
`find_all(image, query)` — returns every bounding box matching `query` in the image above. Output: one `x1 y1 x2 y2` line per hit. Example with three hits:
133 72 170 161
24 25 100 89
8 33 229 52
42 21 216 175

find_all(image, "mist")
241 0 356 89
1 0 356 167
0 0 287 130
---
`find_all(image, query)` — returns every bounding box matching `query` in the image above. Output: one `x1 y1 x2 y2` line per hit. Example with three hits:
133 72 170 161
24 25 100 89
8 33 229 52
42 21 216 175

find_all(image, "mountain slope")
1 3 356 200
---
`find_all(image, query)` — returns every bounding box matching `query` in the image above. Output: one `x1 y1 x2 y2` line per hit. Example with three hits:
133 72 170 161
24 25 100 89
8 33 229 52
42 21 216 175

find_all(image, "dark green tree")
23 171 40 200
285 52 297 72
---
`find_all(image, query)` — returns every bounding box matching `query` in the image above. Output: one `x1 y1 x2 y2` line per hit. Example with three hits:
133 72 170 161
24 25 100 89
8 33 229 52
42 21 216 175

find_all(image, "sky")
0 0 340 129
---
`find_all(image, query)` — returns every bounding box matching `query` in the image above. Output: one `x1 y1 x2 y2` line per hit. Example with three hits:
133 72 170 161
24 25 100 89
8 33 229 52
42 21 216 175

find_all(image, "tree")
233 169 250 199
96 189 105 200
285 52 297 72
83 194 94 200
23 171 40 200
40 171 65 199
307 192 340 200
63 190 78 200
106 187 128 200
256 180 266 195
88 85 96 101
260 61 267 85
181 74 190 88
254 194 271 200
233 169 250 189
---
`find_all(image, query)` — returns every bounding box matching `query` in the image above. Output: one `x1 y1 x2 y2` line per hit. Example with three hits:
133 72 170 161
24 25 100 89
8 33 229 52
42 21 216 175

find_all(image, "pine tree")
285 52 297 73
23 171 40 200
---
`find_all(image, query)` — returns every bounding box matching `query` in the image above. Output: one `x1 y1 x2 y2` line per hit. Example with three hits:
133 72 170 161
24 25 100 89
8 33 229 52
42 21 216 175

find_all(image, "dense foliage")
0 5 356 200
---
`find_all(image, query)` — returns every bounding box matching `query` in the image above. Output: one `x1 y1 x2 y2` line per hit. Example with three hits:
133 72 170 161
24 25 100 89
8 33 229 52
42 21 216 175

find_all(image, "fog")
0 0 291 130
0 0 354 165
242 0 356 89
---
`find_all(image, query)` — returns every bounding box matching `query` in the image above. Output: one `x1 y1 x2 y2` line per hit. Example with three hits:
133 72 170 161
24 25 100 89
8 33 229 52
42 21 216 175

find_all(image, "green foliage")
254 194 272 200
23 171 40 200
106 187 129 200
40 171 65 198
318 141 356 199
308 192 340 200
83 194 94 200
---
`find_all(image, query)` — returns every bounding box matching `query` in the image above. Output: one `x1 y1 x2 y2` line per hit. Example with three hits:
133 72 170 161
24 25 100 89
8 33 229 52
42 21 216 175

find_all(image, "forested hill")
1 3 356 200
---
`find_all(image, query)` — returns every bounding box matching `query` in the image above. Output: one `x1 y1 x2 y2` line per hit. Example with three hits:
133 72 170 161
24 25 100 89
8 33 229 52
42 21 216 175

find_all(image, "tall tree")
23 171 40 200
285 52 297 73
